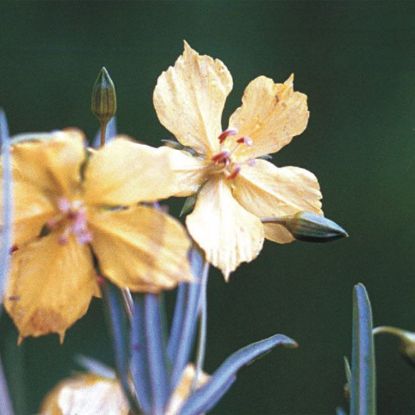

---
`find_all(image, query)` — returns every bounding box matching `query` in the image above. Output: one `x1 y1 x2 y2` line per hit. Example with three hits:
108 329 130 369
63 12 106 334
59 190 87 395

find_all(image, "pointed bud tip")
263 212 348 243
91 67 117 124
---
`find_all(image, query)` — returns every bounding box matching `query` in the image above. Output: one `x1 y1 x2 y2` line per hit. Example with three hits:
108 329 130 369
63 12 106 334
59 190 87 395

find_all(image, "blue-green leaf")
350 283 376 415
0 109 13 307
179 334 297 415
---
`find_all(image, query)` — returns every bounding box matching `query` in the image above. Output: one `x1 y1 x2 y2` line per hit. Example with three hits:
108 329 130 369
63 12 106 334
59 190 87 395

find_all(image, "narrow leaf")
170 248 205 390
74 355 115 379
350 283 376 415
0 110 13 306
167 283 186 360
179 334 297 415
131 294 152 414
144 294 169 414
101 279 141 414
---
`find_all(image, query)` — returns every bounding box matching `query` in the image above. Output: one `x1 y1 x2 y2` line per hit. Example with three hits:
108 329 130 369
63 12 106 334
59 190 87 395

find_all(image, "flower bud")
262 211 348 243
373 326 415 367
91 67 117 125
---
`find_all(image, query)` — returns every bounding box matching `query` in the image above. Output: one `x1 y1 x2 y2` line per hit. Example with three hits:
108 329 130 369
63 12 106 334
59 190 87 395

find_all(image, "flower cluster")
0 43 347 414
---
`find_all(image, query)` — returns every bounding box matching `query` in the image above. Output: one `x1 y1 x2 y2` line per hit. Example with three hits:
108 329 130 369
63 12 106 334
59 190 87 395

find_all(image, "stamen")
236 136 253 146
227 165 241 180
211 150 231 164
218 128 238 144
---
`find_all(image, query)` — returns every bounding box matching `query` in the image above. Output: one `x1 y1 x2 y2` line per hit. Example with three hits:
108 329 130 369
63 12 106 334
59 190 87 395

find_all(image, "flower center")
210 128 254 179
46 198 92 245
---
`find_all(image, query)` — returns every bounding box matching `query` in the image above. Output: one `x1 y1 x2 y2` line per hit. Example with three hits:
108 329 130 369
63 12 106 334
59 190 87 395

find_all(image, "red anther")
227 165 241 180
9 245 18 254
218 128 238 143
237 136 253 146
211 150 231 164
8 295 20 301
96 274 105 285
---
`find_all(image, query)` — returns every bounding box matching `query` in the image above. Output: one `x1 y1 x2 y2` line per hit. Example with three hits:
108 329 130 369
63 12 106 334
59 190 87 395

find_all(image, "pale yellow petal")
228 75 309 160
84 138 208 205
153 41 233 156
40 374 129 415
233 159 322 243
89 205 192 293
4 233 97 339
166 364 209 415
0 176 55 246
186 178 264 279
11 129 85 198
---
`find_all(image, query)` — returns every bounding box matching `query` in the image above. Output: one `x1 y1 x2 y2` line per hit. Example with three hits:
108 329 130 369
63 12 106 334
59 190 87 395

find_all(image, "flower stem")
100 121 108 148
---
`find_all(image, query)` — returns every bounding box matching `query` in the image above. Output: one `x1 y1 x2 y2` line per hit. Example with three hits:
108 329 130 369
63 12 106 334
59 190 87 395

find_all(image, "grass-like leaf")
170 248 205 390
179 334 298 415
0 109 13 307
101 279 141 414
350 283 376 415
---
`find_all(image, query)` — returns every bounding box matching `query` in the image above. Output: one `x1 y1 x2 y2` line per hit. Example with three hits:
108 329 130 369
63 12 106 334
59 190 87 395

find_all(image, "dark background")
1 1 415 414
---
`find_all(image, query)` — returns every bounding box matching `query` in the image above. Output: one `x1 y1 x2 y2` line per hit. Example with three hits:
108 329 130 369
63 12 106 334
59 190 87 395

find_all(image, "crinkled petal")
89 205 192 293
153 41 233 156
11 129 85 198
186 178 264 280
84 138 208 205
0 175 55 245
4 233 97 340
233 159 322 243
228 75 309 160
40 374 129 415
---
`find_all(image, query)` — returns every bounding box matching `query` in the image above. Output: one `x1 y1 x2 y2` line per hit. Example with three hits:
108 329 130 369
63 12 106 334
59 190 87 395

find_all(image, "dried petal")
11 129 85 197
84 138 208 205
186 178 264 280
233 159 322 243
89 205 192 293
40 374 128 415
154 42 233 156
5 233 97 340
229 75 309 160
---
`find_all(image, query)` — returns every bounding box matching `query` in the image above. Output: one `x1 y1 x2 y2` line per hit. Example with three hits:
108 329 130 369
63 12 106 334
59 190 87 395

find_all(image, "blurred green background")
1 1 415 414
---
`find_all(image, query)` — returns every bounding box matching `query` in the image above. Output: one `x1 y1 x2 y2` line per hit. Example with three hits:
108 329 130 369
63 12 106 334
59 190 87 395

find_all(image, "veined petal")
11 129 85 198
83 138 208 206
0 176 55 246
229 75 309 160
40 374 129 415
89 205 192 293
153 42 233 156
233 159 322 243
4 233 97 340
186 178 264 280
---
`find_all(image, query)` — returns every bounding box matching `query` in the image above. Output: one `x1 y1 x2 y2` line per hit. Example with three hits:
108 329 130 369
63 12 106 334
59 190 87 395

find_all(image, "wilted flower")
2 130 192 340
40 373 129 415
153 42 322 278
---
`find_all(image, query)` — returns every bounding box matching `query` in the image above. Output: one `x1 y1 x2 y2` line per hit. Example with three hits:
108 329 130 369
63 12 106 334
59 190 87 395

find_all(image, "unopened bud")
262 211 348 243
374 326 415 367
91 67 117 125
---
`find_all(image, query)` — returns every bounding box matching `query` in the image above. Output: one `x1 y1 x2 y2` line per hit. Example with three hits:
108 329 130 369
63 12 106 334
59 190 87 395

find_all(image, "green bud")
373 326 415 367
91 67 117 125
262 211 348 243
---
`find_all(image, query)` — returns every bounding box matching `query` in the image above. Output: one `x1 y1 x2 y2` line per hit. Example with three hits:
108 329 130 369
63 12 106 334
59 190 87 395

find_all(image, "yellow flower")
3 129 192 340
40 373 129 415
153 42 323 279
